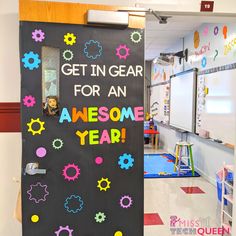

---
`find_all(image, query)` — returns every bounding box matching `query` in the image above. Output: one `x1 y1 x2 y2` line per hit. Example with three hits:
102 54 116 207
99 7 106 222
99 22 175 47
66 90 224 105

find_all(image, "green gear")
52 138 63 149
63 49 74 61
94 212 106 223
130 31 142 43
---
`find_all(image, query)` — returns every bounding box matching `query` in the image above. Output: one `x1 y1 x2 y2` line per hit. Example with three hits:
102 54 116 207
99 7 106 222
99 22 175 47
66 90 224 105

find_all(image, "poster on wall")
150 83 170 124
20 22 144 236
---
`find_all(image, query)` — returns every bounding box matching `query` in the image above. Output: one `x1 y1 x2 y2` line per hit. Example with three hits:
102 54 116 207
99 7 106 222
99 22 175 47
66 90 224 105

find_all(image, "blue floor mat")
144 153 200 178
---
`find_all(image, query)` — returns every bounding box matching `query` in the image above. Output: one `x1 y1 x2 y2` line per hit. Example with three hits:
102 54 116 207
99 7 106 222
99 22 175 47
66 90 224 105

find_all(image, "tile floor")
144 145 220 236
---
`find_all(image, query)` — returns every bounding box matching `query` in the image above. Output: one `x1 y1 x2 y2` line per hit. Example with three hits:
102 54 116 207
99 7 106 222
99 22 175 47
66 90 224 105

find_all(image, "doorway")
144 12 235 236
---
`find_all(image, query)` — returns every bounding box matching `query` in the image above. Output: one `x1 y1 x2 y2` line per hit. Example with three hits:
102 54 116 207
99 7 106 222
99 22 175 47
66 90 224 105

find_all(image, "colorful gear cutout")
52 138 63 149
63 50 74 61
31 214 40 223
23 95 36 107
214 26 219 36
22 51 41 70
64 195 84 213
114 231 123 236
118 153 134 170
27 182 49 204
97 177 111 192
55 226 73 236
130 31 142 43
201 56 207 68
62 163 80 181
27 118 45 135
64 33 76 46
120 195 133 209
94 212 106 223
116 44 130 60
32 29 45 42
84 40 103 60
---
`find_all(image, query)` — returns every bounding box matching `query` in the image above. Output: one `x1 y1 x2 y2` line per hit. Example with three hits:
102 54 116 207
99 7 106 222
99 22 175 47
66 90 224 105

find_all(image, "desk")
144 129 159 149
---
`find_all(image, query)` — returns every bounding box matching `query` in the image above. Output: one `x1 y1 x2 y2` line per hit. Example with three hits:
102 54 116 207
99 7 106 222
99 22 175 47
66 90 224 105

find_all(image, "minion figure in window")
43 96 60 116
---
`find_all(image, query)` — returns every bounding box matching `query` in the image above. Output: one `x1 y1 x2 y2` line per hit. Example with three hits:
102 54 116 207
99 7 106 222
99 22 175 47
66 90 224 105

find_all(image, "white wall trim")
194 167 216 187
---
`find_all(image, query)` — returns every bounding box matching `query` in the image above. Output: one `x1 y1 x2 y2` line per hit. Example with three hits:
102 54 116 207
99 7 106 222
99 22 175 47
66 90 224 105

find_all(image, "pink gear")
120 195 133 208
55 225 73 236
116 44 130 60
23 95 36 107
32 29 45 42
62 163 80 181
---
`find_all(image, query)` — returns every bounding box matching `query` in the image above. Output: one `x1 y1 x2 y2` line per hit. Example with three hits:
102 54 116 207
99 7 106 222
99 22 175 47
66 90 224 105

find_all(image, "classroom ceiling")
145 15 201 61
145 14 236 61
35 0 236 61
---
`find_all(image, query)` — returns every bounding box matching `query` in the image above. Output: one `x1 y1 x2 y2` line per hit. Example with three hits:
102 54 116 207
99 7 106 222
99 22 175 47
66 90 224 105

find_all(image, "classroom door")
20 18 144 235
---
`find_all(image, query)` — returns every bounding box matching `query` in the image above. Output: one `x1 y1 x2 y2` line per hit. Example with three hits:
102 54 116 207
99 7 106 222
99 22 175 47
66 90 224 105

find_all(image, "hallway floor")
144 145 221 236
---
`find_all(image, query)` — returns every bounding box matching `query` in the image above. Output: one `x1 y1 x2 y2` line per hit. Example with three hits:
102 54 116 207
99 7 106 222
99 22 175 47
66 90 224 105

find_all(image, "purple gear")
32 29 45 42
214 26 219 36
119 195 133 209
23 95 36 107
55 226 73 236
27 182 49 204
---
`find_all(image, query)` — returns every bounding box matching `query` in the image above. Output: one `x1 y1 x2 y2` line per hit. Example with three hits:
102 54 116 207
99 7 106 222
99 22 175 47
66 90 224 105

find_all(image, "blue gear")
64 195 84 214
84 40 102 59
22 51 41 70
118 153 134 170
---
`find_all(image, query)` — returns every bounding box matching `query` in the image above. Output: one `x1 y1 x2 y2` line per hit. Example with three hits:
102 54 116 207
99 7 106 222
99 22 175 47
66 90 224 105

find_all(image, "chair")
174 141 195 176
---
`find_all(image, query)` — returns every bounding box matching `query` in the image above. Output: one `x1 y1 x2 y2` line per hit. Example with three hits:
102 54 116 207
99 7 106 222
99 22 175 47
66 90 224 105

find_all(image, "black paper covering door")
20 22 144 236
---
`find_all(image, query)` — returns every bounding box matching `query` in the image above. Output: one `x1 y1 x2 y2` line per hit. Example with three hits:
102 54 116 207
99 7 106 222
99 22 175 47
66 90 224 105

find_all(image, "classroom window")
42 46 60 116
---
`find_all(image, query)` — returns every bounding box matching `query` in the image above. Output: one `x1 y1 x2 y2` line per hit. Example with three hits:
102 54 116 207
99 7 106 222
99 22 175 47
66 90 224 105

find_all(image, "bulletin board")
150 63 172 124
151 63 173 83
20 21 144 236
150 82 170 124
196 64 236 145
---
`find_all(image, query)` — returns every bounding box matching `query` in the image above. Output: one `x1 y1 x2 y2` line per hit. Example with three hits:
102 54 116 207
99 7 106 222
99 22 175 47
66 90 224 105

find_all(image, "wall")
46 0 236 14
144 61 151 114
0 0 22 235
0 134 22 235
150 39 183 123
233 149 236 234
158 124 234 184
0 0 20 102
152 24 235 185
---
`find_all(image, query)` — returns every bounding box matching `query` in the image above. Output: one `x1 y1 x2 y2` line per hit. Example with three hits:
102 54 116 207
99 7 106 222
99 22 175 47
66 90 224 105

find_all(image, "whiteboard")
196 69 236 144
150 83 170 124
169 69 197 132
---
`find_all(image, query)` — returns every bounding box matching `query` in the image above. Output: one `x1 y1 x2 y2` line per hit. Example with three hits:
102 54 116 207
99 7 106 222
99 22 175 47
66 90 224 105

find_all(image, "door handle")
25 163 47 175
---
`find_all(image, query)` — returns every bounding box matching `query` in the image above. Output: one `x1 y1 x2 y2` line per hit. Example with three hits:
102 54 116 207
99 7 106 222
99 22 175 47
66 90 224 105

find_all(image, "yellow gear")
27 118 45 135
64 33 76 45
97 177 111 191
